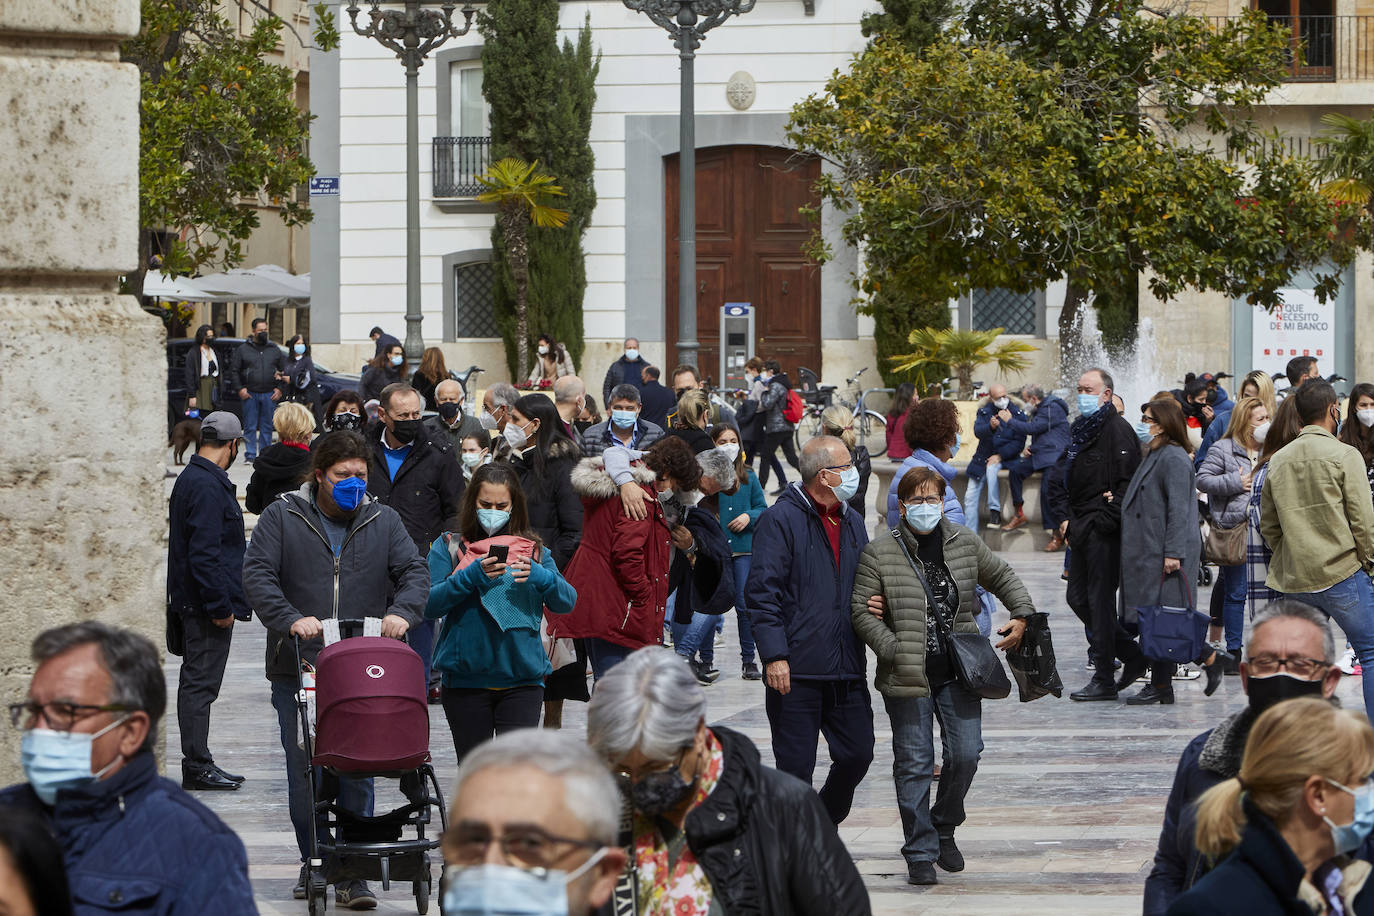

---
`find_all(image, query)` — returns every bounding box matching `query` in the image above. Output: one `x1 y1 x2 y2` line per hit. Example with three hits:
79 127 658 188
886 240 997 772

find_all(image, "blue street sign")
310 177 339 196
723 302 751 316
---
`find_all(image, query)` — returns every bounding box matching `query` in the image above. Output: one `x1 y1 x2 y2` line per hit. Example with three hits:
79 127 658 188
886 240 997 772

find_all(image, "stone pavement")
159 484 1364 914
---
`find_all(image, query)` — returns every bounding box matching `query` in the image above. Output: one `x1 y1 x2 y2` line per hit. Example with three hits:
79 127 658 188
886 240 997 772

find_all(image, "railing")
1210 15 1374 82
432 136 491 198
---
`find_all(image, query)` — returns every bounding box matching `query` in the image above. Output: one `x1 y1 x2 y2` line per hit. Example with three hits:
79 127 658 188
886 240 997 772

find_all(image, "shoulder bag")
1136 570 1210 664
1203 445 1248 566
889 529 1011 700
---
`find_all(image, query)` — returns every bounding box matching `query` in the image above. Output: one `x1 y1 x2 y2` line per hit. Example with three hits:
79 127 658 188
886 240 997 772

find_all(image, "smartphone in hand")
488 544 510 565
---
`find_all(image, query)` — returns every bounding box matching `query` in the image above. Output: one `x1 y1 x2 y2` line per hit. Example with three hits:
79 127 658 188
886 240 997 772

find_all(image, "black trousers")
177 612 234 770
441 685 544 763
1066 535 1143 686
758 430 801 489
766 679 875 825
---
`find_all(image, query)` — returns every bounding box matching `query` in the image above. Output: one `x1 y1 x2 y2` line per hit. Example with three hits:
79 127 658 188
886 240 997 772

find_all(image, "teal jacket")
716 468 768 555
425 537 577 689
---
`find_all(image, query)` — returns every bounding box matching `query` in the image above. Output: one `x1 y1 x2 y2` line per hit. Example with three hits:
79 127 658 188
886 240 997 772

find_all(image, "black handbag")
889 529 1012 700
1005 612 1063 702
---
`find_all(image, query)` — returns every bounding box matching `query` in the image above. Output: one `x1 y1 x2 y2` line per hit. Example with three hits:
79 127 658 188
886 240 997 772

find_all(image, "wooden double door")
665 146 822 383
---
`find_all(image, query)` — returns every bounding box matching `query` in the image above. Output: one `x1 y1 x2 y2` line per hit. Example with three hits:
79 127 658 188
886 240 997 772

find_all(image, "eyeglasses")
442 825 602 871
1246 655 1331 679
9 701 137 732
903 496 943 506
824 463 854 474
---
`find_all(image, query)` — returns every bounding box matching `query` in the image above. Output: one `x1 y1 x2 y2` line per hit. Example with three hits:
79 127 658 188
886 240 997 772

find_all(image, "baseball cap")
201 411 244 442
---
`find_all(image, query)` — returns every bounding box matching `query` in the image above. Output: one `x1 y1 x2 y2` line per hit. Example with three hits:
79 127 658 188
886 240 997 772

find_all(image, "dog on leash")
170 418 202 465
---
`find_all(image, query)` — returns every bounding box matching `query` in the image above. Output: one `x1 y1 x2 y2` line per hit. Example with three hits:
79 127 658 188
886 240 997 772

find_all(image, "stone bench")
869 459 1052 550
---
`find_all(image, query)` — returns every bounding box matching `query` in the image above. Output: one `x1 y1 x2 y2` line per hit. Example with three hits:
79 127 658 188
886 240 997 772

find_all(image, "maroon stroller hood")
312 636 430 772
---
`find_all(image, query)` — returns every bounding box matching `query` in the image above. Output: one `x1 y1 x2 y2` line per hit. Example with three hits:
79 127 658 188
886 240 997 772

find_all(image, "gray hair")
553 376 585 405
609 383 641 406
1251 599 1336 664
696 448 736 487
487 382 520 410
32 622 166 752
1084 367 1115 394
452 728 620 846
1021 384 1045 402
799 435 847 484
587 647 705 763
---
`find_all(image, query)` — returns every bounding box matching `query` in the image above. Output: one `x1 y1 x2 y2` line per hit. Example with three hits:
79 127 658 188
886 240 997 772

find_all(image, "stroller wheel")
307 890 326 916
415 853 432 915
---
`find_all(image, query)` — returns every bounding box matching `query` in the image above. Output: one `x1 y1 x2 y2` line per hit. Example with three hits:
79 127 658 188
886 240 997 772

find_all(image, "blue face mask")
331 475 367 512
828 465 860 503
390 354 404 367
950 433 961 459
1135 421 1153 443
1324 778 1374 855
441 853 606 916
21 718 129 806
293 343 306 355
1077 393 1102 417
477 508 511 535
611 409 638 430
905 502 943 533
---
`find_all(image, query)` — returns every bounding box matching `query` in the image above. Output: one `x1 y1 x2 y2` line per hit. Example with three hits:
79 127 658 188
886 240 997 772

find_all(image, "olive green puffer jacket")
850 519 1036 698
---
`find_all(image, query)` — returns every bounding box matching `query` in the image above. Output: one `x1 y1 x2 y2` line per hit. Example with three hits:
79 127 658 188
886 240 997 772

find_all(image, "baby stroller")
295 620 446 915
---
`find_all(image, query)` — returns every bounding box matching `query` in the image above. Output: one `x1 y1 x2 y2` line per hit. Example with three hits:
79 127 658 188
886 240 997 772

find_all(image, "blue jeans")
884 681 984 865
1289 571 1374 717
1219 564 1247 653
270 680 374 863
733 555 756 664
408 619 437 690
962 473 1002 533
242 391 277 459
586 637 635 681
675 613 719 666
974 588 994 638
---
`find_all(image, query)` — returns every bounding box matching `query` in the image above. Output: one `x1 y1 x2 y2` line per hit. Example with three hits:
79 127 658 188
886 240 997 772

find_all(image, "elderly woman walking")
851 465 1033 886
586 647 871 916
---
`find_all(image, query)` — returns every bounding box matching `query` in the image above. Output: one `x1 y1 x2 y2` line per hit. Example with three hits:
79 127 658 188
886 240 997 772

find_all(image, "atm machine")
719 303 755 390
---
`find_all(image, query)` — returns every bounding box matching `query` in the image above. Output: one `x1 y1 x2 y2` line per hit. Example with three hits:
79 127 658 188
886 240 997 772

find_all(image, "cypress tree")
480 2 600 378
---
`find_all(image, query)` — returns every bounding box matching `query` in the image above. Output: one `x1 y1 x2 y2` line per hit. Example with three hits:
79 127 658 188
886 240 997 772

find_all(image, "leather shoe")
1115 657 1149 691
1042 533 1064 552
181 767 239 791
937 836 965 872
1001 513 1028 531
1126 684 1176 705
211 764 245 784
988 510 1002 526
907 861 938 885
1070 681 1118 702
1203 650 1232 697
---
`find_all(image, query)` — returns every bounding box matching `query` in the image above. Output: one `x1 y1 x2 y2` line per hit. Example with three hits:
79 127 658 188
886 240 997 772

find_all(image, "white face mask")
718 443 740 462
993 397 1009 409
1253 421 1271 445
538 345 550 356
1358 409 1374 429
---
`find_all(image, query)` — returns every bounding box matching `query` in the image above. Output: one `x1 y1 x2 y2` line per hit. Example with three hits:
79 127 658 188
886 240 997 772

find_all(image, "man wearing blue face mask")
576 384 664 459
244 428 429 907
1 622 255 912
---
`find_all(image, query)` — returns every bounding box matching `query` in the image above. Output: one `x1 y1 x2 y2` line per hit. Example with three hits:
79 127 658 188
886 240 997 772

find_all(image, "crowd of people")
7 329 1374 915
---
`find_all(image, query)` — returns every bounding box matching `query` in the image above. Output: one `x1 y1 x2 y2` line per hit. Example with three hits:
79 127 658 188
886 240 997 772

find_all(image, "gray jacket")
243 485 429 680
1195 438 1253 530
1119 444 1200 613
577 418 664 458
850 520 1034 698
760 377 793 435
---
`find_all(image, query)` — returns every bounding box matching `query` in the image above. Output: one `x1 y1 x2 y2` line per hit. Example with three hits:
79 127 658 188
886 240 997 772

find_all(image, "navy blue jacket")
167 455 249 621
746 484 869 681
0 753 255 915
1146 727 1228 915
969 401 1027 479
638 380 678 431
1006 396 1071 471
1194 399 1236 470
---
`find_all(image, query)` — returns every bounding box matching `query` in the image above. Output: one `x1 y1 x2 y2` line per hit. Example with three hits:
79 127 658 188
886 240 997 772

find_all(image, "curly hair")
902 397 961 453
643 435 702 491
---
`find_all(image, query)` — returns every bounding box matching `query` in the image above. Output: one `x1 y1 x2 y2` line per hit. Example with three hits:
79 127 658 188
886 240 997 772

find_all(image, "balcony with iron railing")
432 136 492 200
1210 15 1374 82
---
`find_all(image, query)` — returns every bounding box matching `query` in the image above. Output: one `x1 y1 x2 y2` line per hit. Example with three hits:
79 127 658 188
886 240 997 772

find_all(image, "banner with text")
1251 289 1333 379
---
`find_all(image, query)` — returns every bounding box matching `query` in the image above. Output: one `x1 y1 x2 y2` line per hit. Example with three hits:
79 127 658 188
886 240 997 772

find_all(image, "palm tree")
1317 112 1374 215
889 327 1038 399
477 158 571 380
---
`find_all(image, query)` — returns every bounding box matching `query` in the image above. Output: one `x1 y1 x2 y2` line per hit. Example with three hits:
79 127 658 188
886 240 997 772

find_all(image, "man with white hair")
553 376 587 438
586 647 870 915
441 729 625 916
480 381 521 462
428 378 485 448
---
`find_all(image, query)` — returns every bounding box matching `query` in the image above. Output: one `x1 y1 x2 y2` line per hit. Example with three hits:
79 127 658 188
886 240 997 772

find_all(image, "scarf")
633 731 727 916
1065 402 1118 470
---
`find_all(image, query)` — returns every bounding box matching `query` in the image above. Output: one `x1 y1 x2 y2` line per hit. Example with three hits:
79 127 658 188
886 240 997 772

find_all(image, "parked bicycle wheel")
859 410 888 457
793 410 826 452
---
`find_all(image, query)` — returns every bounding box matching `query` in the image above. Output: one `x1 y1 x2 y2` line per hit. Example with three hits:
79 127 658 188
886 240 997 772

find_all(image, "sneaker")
688 659 715 686
988 510 1003 526
907 861 938 885
1173 666 1201 681
336 880 377 910
742 661 762 680
1339 647 1358 676
702 664 721 683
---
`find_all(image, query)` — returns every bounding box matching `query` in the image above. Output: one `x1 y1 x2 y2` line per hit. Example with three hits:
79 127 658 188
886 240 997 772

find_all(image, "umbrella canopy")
142 273 218 301
192 264 310 306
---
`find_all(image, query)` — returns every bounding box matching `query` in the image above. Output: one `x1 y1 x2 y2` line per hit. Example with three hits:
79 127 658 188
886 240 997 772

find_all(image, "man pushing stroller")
244 430 429 908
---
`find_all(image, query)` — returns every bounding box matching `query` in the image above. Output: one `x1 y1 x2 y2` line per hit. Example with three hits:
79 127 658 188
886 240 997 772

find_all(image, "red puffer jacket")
555 457 672 648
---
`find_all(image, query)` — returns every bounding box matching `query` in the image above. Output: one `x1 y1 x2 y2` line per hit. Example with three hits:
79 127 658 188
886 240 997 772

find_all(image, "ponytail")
1193 777 1247 859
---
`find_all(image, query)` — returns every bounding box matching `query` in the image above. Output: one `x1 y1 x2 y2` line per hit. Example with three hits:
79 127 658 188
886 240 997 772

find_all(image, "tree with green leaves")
121 1 338 299
788 3 1368 373
860 0 957 49
1318 112 1374 217
479 0 600 378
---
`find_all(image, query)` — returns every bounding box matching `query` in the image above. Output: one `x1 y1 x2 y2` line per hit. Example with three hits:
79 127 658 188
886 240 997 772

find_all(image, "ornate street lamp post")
623 0 754 372
345 1 477 366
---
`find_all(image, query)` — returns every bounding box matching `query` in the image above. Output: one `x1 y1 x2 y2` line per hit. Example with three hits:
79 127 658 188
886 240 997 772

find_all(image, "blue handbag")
1137 571 1209 663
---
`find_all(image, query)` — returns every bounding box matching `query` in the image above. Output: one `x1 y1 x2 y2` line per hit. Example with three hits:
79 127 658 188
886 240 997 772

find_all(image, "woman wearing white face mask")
1339 383 1374 503
711 424 768 680
527 333 574 385
458 435 489 482
850 466 1032 886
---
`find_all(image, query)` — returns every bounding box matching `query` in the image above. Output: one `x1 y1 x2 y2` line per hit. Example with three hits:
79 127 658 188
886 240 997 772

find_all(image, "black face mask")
1247 673 1325 716
437 402 462 421
390 418 424 444
331 412 362 431
225 442 239 471
630 753 698 817
255 331 269 345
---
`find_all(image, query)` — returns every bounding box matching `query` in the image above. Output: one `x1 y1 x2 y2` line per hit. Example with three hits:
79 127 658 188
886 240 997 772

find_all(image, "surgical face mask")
611 409 638 430
828 465 860 503
441 850 607 916
1246 671 1324 715
1135 422 1153 443
631 754 697 816
993 397 1009 410
390 418 424 444
390 353 405 367
21 716 129 805
1252 421 1271 445
1324 778 1374 855
1077 393 1102 417
624 348 640 362
461 451 485 469
504 422 532 451
479 409 500 431
1358 409 1374 429
332 412 363 432
904 502 942 534
745 372 757 384
949 433 961 459
438 402 463 422
538 345 550 356
293 343 306 355
477 508 510 535
330 475 367 512
717 443 740 462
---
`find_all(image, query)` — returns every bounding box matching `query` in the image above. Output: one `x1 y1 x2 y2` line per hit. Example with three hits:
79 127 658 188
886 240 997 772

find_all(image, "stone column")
0 2 165 782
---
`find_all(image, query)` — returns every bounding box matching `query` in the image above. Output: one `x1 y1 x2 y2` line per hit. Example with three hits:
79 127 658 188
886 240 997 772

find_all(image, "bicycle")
793 367 891 457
